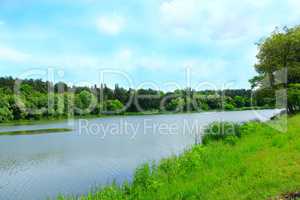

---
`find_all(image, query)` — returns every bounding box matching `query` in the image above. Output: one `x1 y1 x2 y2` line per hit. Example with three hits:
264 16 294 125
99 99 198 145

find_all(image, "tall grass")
201 122 243 145
57 115 300 200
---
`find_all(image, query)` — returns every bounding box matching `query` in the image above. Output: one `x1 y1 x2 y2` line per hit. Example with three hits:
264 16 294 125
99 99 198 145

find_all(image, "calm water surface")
0 110 281 200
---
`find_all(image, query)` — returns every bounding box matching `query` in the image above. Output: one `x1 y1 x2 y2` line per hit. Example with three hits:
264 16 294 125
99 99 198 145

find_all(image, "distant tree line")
0 76 268 123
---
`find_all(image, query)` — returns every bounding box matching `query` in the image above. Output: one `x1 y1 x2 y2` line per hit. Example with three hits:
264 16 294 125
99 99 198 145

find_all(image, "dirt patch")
269 192 300 200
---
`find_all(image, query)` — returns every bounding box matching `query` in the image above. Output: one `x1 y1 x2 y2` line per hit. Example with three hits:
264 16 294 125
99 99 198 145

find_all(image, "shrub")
0 94 13 122
224 103 235 110
104 100 124 113
202 122 242 145
224 135 239 145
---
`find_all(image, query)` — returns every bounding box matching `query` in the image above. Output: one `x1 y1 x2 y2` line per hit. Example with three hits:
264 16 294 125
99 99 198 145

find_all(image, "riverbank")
58 114 300 200
0 106 272 127
0 128 72 136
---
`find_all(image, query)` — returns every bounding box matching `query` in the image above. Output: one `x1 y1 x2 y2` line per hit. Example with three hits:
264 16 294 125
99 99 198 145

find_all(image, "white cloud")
117 48 133 61
159 0 246 41
182 58 227 78
160 0 200 28
158 0 292 42
0 47 31 63
96 15 125 35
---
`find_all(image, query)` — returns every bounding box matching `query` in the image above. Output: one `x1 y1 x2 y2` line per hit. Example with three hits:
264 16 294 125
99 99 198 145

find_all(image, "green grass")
58 115 300 200
201 122 243 145
0 128 72 136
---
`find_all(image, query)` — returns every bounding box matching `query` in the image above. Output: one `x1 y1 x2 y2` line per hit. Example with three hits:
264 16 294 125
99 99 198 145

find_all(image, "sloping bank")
58 115 300 200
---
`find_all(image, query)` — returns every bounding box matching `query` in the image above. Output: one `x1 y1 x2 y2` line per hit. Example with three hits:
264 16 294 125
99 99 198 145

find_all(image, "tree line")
0 76 268 123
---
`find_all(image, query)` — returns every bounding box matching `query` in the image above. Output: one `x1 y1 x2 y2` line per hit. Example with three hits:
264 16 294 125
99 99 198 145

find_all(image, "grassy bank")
57 114 300 200
0 128 72 136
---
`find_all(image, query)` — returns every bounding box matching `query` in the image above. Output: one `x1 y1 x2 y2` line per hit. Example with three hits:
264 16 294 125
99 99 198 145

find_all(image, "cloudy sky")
0 0 299 90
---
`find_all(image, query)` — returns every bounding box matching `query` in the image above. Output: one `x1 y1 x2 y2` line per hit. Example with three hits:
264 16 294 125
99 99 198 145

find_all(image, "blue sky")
0 0 299 90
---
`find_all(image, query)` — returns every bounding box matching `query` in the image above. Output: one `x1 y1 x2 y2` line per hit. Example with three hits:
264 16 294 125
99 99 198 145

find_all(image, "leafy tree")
206 95 222 110
224 103 235 111
114 84 129 105
251 26 300 113
75 90 97 115
255 27 300 87
54 82 68 93
234 96 245 108
166 97 185 112
104 100 124 113
194 95 210 111
63 93 75 116
8 95 27 120
102 84 114 100
136 89 161 111
0 93 13 122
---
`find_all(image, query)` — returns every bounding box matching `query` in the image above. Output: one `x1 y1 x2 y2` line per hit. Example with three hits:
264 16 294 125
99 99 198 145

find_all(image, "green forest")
0 77 265 123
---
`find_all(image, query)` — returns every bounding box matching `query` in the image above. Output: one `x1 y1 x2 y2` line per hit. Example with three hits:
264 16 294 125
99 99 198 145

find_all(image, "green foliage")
251 26 300 113
0 77 258 123
104 100 124 113
287 84 300 113
0 94 13 122
206 94 222 110
75 90 97 115
166 97 185 112
202 122 242 145
224 103 235 110
234 96 245 108
198 102 209 111
224 135 239 145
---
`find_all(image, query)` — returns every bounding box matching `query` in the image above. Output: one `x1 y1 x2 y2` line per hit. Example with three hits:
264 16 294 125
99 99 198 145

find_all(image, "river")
0 109 281 200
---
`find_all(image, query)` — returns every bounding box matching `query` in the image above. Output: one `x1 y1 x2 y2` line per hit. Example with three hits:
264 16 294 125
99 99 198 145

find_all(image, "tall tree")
251 26 300 112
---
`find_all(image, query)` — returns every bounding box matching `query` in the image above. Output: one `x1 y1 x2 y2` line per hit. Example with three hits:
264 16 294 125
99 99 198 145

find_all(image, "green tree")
114 84 129 105
75 90 97 115
166 97 185 112
104 100 124 113
206 95 222 110
252 26 300 113
287 84 300 113
234 96 245 108
0 93 13 122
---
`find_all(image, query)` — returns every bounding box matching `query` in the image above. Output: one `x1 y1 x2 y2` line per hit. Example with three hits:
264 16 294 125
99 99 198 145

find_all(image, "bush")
224 103 235 110
287 84 300 113
0 94 13 122
224 135 239 145
202 122 242 145
0 107 13 122
104 100 124 113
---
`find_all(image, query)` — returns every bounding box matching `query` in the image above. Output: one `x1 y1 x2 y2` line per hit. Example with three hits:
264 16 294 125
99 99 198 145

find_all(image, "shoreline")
56 114 300 200
0 128 72 136
0 106 273 127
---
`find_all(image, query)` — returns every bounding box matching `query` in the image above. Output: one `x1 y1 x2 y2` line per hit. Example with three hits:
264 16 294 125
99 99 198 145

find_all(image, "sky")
0 0 299 91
